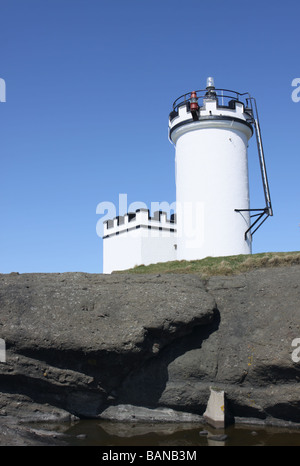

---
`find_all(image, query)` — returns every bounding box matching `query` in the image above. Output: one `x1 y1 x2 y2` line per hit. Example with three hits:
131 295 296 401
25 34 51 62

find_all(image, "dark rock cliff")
0 265 299 428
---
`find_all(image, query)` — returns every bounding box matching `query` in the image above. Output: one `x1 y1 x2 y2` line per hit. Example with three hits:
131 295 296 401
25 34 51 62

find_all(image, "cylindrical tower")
169 78 254 261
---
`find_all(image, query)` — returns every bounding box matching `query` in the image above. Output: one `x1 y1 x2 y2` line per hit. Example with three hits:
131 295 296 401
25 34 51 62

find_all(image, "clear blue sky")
0 0 299 273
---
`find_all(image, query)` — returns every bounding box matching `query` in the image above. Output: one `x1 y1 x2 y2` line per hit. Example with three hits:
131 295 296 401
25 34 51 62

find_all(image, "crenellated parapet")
103 209 177 239
169 92 253 145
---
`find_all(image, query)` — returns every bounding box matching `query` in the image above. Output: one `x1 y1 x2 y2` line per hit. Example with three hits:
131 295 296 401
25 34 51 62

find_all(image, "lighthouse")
169 77 272 261
102 77 272 273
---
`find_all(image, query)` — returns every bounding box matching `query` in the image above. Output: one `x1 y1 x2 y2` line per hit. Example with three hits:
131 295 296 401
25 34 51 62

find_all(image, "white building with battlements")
103 209 177 274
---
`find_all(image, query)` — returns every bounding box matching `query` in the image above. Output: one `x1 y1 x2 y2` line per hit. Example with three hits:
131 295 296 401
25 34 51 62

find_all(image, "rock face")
0 266 299 427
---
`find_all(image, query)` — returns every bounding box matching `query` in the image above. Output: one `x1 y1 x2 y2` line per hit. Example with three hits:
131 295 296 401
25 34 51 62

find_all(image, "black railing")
172 88 251 112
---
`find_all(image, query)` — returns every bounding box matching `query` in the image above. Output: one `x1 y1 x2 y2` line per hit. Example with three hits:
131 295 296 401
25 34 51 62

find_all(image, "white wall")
103 229 143 274
103 211 177 273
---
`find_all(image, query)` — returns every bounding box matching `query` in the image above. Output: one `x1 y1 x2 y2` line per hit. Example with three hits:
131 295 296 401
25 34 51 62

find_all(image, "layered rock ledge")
0 265 299 443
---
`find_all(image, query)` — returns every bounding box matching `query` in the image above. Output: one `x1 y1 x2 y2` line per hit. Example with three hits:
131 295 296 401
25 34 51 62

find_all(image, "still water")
43 419 300 447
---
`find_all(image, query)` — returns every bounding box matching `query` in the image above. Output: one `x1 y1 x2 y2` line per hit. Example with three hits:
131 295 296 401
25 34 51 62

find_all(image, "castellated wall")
103 209 177 274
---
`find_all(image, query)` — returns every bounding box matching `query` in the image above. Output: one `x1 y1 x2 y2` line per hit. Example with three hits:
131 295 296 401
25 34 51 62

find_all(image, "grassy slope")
117 251 300 278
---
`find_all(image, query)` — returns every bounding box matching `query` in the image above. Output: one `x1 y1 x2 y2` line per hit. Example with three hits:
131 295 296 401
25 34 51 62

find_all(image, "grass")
117 251 300 278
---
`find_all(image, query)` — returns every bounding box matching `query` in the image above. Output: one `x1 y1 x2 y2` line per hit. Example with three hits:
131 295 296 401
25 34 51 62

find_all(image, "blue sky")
0 0 299 274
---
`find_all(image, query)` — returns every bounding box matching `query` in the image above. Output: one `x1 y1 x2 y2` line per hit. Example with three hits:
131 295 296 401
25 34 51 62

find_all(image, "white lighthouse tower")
169 77 272 261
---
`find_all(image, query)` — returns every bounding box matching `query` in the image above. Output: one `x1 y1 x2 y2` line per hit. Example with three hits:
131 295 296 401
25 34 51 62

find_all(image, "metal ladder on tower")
235 95 273 240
